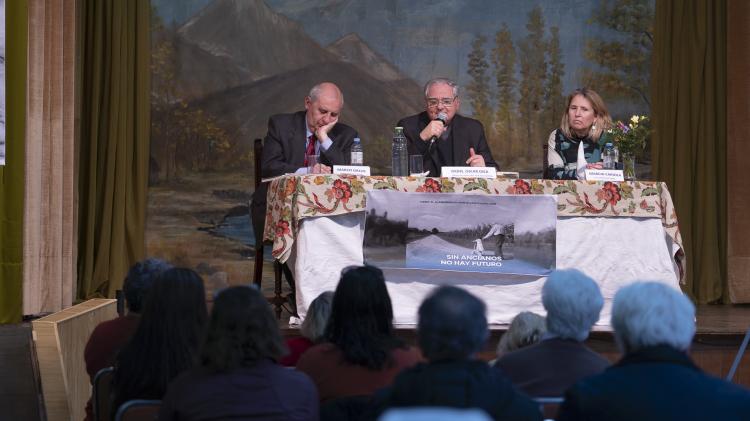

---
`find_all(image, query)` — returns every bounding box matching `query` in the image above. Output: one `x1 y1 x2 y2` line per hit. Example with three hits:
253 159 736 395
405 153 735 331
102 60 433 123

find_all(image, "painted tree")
544 26 565 129
518 5 547 158
582 0 653 109
491 23 518 163
466 35 494 135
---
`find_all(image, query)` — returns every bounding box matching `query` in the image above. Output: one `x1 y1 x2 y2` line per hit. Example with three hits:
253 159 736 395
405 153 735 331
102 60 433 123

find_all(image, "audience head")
496 311 546 356
542 269 603 342
113 267 208 406
301 291 334 342
611 281 695 354
423 77 460 124
560 87 612 140
325 265 402 369
201 286 286 371
418 286 488 362
305 82 344 132
123 258 172 314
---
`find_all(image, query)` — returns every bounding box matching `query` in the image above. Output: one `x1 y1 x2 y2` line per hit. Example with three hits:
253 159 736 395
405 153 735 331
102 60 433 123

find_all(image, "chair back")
114 399 161 421
542 142 550 179
93 366 115 421
254 138 263 189
533 396 564 420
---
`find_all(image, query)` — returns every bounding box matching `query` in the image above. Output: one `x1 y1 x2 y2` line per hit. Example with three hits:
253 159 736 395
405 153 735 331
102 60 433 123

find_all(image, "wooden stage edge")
281 303 750 388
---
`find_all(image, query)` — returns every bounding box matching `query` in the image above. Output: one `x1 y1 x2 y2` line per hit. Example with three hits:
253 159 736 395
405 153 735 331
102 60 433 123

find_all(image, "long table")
264 175 685 326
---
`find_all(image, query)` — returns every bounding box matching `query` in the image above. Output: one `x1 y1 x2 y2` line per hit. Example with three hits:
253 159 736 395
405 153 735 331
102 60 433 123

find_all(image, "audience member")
159 286 318 420
558 282 750 420
111 268 208 413
496 311 546 357
280 290 334 367
494 269 609 397
369 286 541 421
546 88 613 179
83 258 171 421
296 265 422 401
397 77 497 176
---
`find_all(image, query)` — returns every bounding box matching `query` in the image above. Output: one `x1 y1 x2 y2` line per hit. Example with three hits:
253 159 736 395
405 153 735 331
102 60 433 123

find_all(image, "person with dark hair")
159 286 318 420
369 286 541 421
280 290 334 367
296 265 422 402
111 268 208 413
82 258 172 421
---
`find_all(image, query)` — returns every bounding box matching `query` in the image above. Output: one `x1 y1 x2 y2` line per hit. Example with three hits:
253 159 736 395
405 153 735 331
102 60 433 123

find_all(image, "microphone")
429 112 449 145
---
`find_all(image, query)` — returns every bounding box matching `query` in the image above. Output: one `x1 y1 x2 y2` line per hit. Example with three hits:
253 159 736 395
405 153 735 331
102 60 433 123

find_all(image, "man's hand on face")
310 163 332 174
315 116 338 141
465 147 486 167
419 119 446 142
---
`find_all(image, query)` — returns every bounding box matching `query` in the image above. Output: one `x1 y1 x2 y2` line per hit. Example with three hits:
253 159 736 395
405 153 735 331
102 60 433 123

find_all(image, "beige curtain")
23 0 77 314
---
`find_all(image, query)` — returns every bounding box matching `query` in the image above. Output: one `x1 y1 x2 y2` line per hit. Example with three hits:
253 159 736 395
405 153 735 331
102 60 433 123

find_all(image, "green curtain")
0 1 28 323
652 0 727 303
77 0 151 299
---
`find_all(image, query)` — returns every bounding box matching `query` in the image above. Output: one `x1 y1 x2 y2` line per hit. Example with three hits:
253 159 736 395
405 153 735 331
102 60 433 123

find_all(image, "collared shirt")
295 125 334 174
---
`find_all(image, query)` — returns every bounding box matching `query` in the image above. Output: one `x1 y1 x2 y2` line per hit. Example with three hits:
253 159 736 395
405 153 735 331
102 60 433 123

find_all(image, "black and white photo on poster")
364 190 556 276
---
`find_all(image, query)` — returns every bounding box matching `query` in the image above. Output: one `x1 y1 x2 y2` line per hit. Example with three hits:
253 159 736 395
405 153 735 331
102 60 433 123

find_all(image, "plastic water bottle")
612 144 620 170
350 137 363 165
602 143 615 169
392 127 408 176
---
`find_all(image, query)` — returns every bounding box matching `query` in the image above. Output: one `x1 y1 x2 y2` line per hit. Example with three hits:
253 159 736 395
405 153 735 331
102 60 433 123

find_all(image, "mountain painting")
146 0 653 290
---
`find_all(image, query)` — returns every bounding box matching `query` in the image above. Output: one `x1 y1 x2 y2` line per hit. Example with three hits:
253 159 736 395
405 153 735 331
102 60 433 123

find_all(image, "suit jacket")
558 345 750 421
251 111 357 244
494 338 610 397
397 111 497 177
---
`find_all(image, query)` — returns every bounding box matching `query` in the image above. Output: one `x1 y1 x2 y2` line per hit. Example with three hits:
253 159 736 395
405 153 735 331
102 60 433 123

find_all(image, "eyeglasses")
426 97 456 108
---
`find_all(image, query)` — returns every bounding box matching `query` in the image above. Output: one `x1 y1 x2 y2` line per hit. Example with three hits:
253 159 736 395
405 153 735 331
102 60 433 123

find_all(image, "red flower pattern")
508 179 531 194
597 182 622 206
418 178 442 192
330 179 353 202
275 220 290 237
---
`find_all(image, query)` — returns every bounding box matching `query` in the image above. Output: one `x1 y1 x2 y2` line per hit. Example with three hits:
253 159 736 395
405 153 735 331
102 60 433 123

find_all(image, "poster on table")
364 190 557 276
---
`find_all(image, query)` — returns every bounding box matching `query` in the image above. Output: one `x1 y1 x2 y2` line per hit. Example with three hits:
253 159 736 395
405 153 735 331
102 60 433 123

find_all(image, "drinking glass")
409 155 424 176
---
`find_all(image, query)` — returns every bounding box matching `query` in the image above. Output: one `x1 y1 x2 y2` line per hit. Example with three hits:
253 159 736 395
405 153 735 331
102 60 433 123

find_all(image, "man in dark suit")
251 82 358 254
494 269 610 398
558 282 750 421
397 78 497 177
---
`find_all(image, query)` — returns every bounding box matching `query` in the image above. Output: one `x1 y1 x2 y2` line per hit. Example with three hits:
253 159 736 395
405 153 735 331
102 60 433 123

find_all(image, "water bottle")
602 143 615 169
392 127 408 176
350 137 363 165
612 144 620 170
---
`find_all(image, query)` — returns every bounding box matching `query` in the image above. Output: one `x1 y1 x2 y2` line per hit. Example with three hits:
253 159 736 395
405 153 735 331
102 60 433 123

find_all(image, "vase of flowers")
608 115 650 181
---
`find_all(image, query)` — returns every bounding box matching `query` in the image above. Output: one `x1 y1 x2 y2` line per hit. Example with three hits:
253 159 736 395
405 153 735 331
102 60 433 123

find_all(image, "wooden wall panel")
31 299 117 421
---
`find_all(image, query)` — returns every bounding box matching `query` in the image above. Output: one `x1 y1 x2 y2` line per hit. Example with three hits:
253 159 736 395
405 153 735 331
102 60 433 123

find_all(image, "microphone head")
436 112 448 124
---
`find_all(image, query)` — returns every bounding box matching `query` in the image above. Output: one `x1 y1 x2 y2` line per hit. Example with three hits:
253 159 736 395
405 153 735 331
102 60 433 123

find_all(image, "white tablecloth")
290 213 681 327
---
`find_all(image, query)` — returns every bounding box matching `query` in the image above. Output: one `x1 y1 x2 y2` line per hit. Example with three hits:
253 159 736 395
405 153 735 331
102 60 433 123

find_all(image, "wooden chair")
533 396 564 420
252 138 293 318
92 366 115 421
114 399 161 421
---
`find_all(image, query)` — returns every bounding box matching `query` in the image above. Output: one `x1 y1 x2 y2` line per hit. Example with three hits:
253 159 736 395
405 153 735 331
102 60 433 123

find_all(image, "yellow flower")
630 115 640 124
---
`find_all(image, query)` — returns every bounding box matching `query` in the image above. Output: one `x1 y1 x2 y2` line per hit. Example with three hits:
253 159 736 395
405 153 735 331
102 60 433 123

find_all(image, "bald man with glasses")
397 78 497 177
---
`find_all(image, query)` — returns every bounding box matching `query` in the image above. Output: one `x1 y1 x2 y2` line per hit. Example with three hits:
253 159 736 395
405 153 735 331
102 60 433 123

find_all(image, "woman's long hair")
324 265 403 370
560 87 612 141
112 268 207 410
200 286 286 371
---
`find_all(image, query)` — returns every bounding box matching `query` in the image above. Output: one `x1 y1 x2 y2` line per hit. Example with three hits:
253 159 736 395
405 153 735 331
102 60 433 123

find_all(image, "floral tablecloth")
264 175 684 283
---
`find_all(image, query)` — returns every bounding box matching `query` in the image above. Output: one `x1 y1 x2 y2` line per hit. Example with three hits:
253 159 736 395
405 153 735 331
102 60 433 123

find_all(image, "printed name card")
441 166 496 179
584 169 624 182
333 165 371 176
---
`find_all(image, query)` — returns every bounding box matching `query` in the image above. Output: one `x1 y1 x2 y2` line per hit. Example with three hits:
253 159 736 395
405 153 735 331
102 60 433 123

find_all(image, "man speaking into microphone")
397 77 497 176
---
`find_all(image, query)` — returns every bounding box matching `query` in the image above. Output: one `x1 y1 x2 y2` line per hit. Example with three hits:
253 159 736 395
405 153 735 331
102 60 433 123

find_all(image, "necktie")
304 134 317 166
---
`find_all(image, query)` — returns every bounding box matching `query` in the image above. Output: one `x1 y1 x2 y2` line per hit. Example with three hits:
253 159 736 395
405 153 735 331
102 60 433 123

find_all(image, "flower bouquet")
607 115 650 180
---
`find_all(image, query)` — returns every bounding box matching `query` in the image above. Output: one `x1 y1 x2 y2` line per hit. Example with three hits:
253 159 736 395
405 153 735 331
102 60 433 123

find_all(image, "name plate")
333 165 371 176
441 166 496 179
584 169 624 181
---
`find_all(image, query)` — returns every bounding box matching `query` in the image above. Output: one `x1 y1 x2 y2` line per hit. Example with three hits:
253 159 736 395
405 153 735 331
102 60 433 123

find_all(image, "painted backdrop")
147 0 653 288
